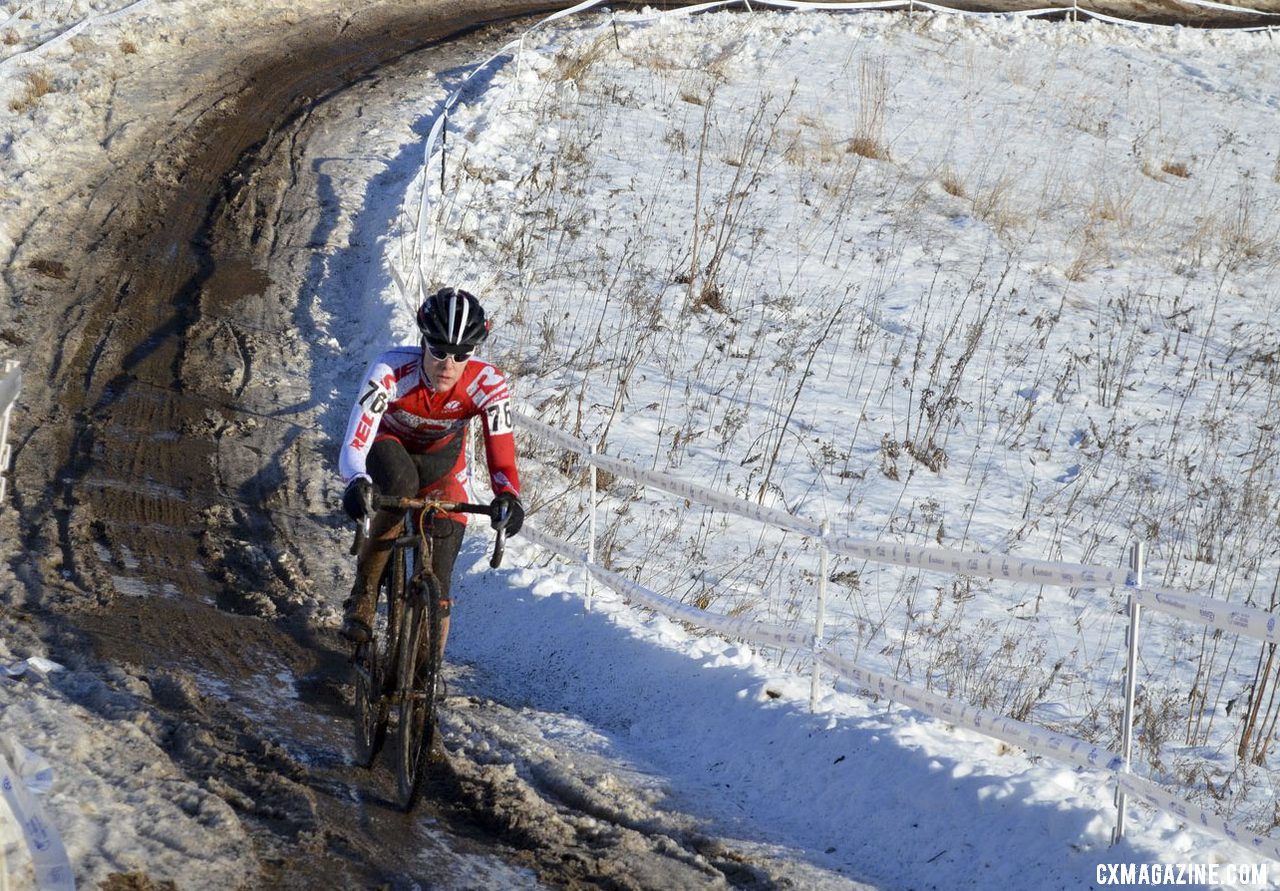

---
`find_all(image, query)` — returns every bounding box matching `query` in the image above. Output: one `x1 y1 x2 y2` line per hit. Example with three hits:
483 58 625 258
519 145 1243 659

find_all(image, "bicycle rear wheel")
395 571 443 812
353 545 404 768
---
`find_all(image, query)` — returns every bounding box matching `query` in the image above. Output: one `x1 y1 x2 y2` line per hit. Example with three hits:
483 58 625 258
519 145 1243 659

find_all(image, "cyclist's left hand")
491 492 524 537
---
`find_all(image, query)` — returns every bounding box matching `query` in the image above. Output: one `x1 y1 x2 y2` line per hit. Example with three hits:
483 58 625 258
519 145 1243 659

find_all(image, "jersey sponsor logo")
466 366 509 409
473 387 510 411
385 410 430 430
443 400 463 411
383 413 466 442
350 412 375 449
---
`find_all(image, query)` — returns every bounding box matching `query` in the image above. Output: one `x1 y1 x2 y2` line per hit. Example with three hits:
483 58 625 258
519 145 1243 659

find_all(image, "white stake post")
1114 541 1145 843
586 444 598 612
0 360 20 504
810 520 830 713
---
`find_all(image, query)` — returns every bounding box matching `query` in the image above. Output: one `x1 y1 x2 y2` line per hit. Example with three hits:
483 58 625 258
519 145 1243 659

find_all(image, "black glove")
491 492 524 537
342 477 376 522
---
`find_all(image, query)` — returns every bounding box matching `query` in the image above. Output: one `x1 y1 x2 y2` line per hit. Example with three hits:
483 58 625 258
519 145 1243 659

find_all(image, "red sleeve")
467 362 520 498
481 414 520 498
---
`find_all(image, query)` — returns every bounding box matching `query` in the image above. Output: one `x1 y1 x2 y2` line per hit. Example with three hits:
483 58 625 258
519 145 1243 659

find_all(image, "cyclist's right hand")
343 477 377 522
490 492 524 537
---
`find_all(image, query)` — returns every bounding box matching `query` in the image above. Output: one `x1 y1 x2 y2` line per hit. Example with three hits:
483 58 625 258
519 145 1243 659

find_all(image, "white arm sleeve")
338 355 395 484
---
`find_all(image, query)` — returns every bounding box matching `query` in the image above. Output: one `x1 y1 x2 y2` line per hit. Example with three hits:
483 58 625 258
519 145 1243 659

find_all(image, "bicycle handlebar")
351 496 506 568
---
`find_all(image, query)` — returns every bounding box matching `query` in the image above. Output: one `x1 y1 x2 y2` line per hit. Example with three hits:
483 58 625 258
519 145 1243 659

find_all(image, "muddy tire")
352 635 385 769
395 570 442 812
353 552 404 768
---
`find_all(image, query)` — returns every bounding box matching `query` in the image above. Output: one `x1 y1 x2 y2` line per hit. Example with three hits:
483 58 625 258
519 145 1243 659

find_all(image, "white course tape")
516 522 1189 805
826 535 1128 589
512 411 590 455
394 0 1279 299
589 451 821 536
519 523 587 564
587 563 806 647
391 0 1280 298
0 741 72 891
533 0 616 27
1132 586 1280 646
817 649 1122 772
521 520 813 648
823 648 1280 860
1 362 22 503
1118 772 1280 861
616 0 1276 24
515 410 820 536
1177 0 1279 15
745 0 927 10
400 0 609 305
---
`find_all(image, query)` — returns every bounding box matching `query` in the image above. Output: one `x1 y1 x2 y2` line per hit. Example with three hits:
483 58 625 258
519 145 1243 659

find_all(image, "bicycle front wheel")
353 545 404 768
395 572 443 812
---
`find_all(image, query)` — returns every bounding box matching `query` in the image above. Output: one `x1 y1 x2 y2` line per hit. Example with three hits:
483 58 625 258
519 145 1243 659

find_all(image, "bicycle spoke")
396 595 428 809
352 542 402 768
396 567 445 812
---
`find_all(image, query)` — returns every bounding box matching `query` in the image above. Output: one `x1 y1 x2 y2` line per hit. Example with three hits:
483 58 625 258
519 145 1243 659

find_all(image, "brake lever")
350 485 376 555
489 500 508 569
351 515 369 556
491 526 506 569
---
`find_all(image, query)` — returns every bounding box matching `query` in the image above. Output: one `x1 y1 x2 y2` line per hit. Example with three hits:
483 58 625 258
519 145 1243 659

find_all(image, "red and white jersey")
339 346 520 498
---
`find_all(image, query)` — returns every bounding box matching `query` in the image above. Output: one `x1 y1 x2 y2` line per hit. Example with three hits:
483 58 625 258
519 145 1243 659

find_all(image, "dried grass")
556 34 612 83
8 69 55 113
940 167 966 198
849 57 890 162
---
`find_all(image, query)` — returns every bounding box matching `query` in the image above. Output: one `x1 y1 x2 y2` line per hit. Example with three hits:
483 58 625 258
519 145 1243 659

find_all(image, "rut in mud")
1 2 823 887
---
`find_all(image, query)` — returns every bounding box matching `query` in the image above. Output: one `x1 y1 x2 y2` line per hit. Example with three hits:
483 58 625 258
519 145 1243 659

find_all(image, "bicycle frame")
349 494 506 810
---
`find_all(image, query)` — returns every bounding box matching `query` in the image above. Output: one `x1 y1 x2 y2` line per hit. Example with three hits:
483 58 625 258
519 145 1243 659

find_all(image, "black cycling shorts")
367 437 465 597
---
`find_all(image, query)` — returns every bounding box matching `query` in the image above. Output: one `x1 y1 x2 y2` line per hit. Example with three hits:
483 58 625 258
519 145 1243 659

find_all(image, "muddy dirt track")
2 0 1277 886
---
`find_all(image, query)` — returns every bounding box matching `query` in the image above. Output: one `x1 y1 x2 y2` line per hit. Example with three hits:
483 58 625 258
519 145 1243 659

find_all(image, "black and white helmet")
416 287 489 351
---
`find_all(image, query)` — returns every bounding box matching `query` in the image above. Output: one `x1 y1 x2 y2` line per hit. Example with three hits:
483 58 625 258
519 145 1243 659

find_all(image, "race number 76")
486 399 513 435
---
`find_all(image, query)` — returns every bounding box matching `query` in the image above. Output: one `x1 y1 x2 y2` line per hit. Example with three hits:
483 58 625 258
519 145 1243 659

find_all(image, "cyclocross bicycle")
349 494 506 811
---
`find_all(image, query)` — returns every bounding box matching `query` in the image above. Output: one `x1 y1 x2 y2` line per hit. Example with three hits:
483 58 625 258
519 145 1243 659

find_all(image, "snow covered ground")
4 0 1280 888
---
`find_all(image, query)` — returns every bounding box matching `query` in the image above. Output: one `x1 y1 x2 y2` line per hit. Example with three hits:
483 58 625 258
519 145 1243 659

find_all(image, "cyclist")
337 286 524 644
